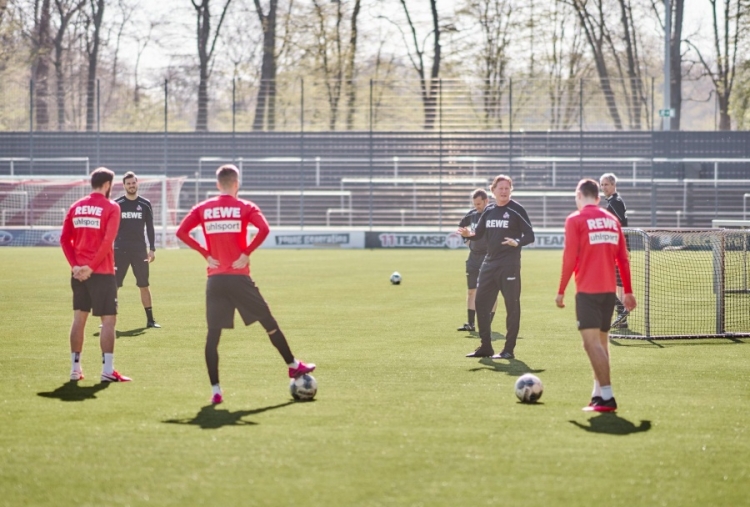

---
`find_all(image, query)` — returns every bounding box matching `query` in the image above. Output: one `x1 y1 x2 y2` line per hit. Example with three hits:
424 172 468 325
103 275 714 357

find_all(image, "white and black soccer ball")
514 374 543 403
390 271 402 285
290 374 317 401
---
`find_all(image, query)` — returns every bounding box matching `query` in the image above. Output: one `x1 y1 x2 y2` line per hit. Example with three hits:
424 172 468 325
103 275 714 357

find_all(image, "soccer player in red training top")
556 179 636 412
61 167 131 383
176 164 315 405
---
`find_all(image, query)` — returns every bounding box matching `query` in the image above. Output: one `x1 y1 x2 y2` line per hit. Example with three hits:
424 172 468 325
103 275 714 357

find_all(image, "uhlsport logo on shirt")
72 217 101 229
589 231 619 245
586 216 619 245
205 220 242 234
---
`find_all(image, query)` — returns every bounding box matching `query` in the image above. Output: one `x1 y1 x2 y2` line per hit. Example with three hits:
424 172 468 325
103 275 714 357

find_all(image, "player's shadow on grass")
466 330 506 341
93 328 147 339
469 357 545 376
163 401 295 430
569 413 651 435
37 381 111 402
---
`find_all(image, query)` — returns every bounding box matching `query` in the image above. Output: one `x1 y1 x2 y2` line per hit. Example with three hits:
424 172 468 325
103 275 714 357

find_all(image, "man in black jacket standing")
459 175 535 359
114 171 160 328
600 172 629 328
456 189 497 332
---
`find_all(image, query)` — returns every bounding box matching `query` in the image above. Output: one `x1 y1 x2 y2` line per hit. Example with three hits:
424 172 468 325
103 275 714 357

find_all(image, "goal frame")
610 227 750 340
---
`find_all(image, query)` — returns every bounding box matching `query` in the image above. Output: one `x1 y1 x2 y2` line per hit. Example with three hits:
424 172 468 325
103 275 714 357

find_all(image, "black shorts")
465 253 484 290
71 274 118 316
115 246 150 288
206 275 273 330
575 292 617 331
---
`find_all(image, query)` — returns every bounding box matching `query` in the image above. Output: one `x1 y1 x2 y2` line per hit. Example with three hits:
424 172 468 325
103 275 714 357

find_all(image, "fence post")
369 79 373 231
650 77 656 226
161 177 168 248
508 79 513 176
300 77 305 229
438 78 443 231
96 79 100 166
232 78 236 166
164 80 169 177
579 79 584 180
29 79 35 175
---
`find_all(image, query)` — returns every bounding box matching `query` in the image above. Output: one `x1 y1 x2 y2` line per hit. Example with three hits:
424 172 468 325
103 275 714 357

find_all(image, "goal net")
0 176 186 247
611 228 750 339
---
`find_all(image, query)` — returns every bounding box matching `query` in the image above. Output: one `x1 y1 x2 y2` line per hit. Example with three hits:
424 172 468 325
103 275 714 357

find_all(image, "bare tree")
52 0 85 130
566 0 623 129
612 0 647 129
396 0 442 129
82 0 104 131
308 0 360 130
457 0 514 128
191 0 233 131
252 0 278 131
546 0 588 130
687 0 748 130
652 0 685 129
345 0 361 130
0 0 9 24
30 0 52 130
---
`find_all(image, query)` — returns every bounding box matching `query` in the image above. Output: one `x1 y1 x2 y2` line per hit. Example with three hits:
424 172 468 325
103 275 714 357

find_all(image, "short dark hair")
216 164 239 186
577 178 600 199
491 174 513 190
472 188 488 200
123 171 137 183
90 167 115 189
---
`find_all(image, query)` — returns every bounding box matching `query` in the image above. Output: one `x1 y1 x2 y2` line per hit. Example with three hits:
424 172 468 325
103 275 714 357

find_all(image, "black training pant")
476 262 521 353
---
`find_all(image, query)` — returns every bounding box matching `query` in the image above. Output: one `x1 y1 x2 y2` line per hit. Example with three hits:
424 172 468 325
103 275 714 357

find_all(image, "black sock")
145 307 154 322
205 328 222 386
268 329 295 364
468 310 476 327
490 312 495 323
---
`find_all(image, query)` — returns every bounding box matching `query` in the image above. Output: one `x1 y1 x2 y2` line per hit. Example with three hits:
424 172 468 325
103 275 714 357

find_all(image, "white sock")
287 359 299 369
71 352 82 372
102 353 114 374
600 385 613 401
592 380 602 398
212 384 222 395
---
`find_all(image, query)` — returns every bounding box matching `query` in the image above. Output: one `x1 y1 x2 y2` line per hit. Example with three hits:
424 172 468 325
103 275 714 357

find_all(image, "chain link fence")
0 76 725 133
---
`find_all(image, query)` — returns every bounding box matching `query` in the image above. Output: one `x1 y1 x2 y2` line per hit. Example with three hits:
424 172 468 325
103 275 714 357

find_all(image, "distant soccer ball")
390 271 402 285
290 374 317 401
514 374 543 403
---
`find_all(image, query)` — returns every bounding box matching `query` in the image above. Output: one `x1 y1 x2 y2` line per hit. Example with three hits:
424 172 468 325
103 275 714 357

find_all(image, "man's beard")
126 188 137 196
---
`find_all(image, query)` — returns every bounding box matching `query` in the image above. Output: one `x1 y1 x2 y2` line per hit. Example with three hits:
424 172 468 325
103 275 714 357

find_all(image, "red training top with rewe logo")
558 204 632 295
176 194 270 276
60 192 121 274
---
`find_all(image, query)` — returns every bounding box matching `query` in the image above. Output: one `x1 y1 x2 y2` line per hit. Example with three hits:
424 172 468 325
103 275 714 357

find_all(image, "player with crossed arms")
556 179 636 412
176 164 315 404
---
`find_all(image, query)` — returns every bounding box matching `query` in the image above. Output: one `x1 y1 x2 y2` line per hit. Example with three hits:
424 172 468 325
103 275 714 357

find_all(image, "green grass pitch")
1 247 749 507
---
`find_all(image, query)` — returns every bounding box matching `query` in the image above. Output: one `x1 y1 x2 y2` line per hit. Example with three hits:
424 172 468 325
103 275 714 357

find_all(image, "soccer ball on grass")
290 374 317 401
514 374 543 403
390 271 402 285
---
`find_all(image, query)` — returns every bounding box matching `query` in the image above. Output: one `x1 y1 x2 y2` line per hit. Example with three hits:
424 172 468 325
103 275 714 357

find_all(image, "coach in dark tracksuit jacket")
600 172 629 326
459 175 535 359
